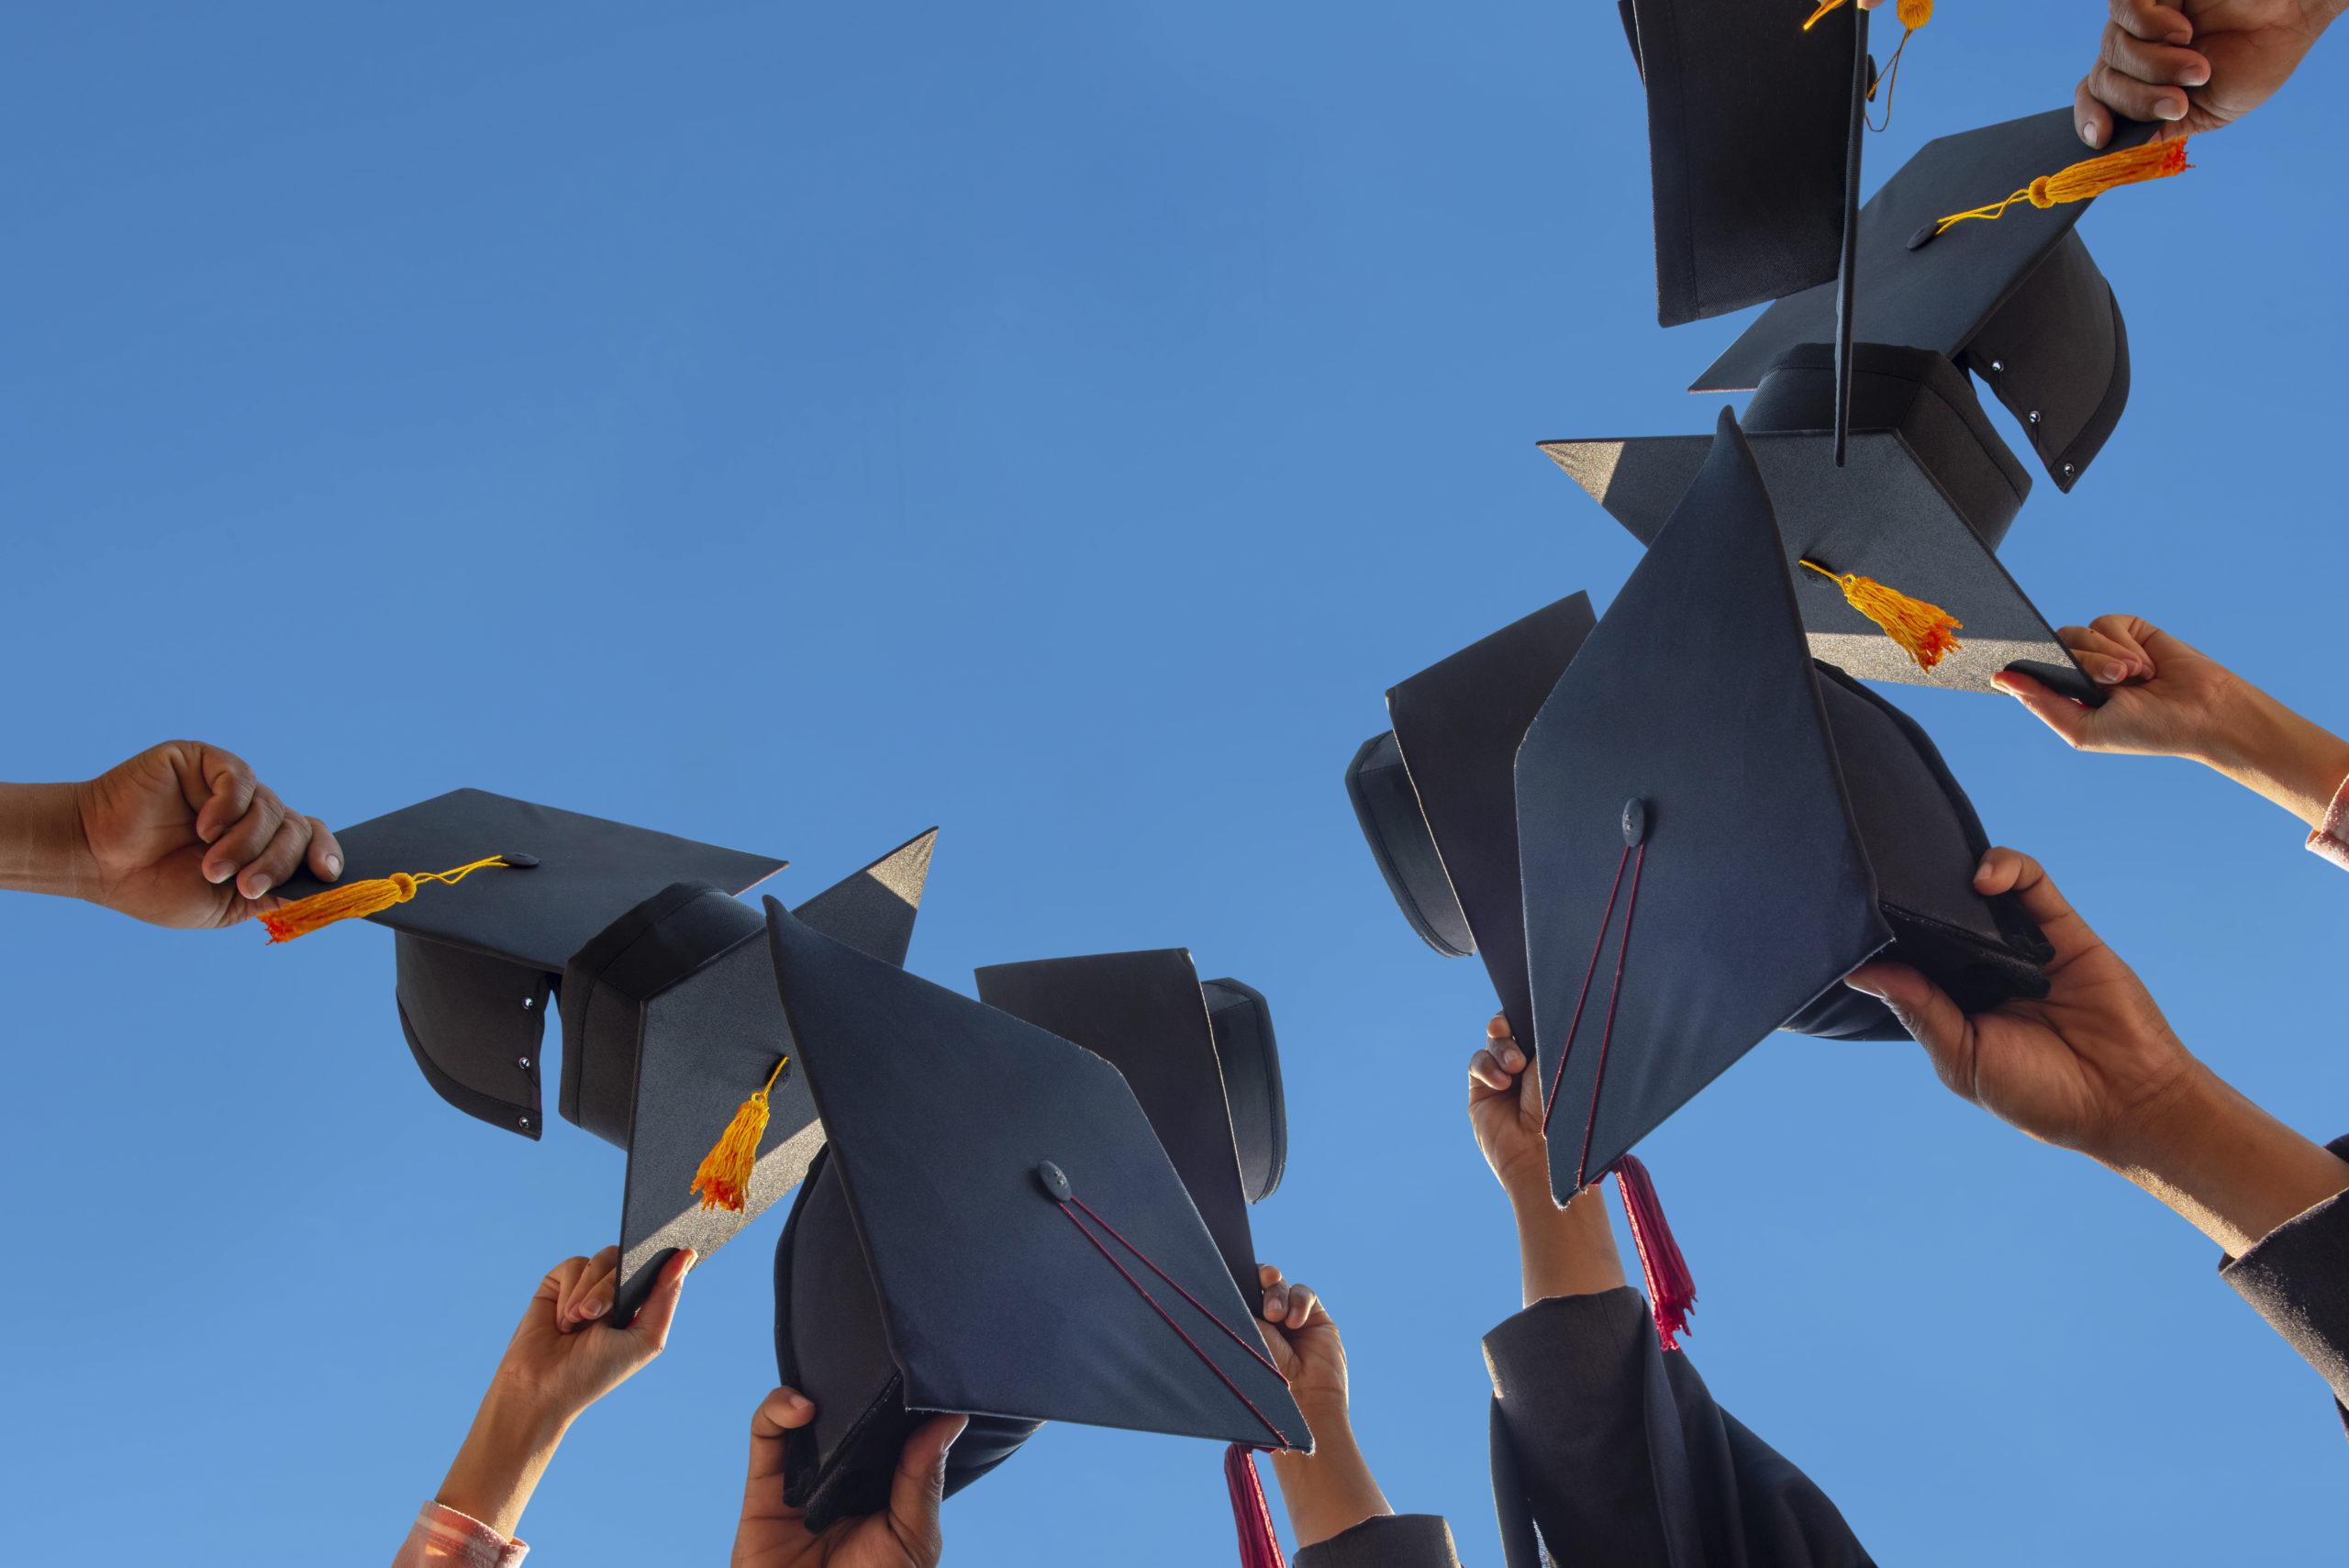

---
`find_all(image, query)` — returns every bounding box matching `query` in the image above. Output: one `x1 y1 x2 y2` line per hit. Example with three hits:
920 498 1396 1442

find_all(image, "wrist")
0 782 97 899
437 1385 571 1541
1267 1425 1392 1550
2094 1063 2349 1257
2194 685 2349 829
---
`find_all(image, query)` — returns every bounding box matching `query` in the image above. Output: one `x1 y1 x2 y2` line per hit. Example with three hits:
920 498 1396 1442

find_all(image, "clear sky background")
5 5 2343 1564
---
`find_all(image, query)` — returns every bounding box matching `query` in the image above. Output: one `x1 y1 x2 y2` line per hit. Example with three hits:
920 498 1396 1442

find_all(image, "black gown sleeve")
1290 1514 1463 1568
1483 1286 1875 1567
2217 1135 2349 1435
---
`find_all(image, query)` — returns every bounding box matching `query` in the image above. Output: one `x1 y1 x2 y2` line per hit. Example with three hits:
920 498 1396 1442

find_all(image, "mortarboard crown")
766 905 1308 1543
1516 410 2052 1201
1542 340 2102 704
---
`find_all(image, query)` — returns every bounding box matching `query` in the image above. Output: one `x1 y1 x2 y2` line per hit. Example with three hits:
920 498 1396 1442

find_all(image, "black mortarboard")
1516 411 2051 1200
1696 108 2160 492
974 951 1286 1301
768 905 1308 1535
560 829 937 1325
1345 595 1598 1040
271 788 785 1138
1542 341 2103 705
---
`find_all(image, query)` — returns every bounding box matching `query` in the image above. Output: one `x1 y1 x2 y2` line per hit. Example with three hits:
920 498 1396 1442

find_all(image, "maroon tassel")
1613 1154 1696 1351
1224 1444 1287 1568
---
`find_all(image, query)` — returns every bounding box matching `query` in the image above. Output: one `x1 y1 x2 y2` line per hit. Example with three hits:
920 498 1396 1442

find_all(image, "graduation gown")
2219 1134 2349 1435
1486 1287 1873 1568
1293 1515 1464 1568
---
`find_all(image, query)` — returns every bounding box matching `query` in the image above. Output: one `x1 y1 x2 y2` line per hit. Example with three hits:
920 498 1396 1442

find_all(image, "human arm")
2073 0 2345 148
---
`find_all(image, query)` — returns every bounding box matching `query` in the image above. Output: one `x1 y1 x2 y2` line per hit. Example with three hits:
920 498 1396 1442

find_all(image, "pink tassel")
1614 1154 1696 1351
1224 1444 1287 1568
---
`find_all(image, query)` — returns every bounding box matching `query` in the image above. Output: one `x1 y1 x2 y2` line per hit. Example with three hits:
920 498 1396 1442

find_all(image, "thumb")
623 1248 696 1348
885 1413 967 1565
1845 962 1976 1091
1991 670 2095 748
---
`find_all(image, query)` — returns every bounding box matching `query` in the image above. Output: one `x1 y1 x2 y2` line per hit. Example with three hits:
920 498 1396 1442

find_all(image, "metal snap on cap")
1620 797 1649 847
1033 1161 1073 1202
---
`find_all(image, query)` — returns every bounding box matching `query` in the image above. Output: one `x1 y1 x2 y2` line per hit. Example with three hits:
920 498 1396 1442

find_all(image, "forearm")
2194 684 2349 832
0 782 93 899
1509 1180 1627 1308
434 1385 571 1541
1267 1420 1395 1550
2099 1064 2349 1259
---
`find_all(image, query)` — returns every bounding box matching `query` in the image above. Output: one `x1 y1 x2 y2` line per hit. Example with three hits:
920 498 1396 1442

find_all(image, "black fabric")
276 787 785 1135
1203 977 1287 1204
1542 343 2099 706
1618 0 1642 79
584 831 939 1328
974 950 1270 1303
1386 595 1598 1042
392 933 551 1138
1695 107 2157 491
1632 0 1861 325
1291 1514 1464 1568
2218 1134 2349 1433
1346 731 1475 958
775 1148 1038 1529
765 901 1308 1531
1485 1288 1876 1568
1520 411 1892 1196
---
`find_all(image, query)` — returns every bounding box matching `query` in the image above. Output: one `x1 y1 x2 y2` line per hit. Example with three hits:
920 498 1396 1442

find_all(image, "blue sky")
5 5 2343 1563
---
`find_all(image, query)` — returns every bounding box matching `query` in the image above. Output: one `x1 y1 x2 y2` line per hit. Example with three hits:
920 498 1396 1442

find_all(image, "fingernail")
204 862 231 884
324 854 342 878
1502 1050 1523 1070
2096 662 2124 684
2078 121 2097 146
1843 975 1886 999
787 1392 813 1414
582 1296 607 1318
2157 99 2187 121
2185 66 2210 86
681 1249 699 1276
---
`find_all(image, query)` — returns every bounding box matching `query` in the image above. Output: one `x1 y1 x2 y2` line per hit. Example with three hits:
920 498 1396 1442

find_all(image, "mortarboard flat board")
1542 341 2104 705
767 902 1308 1535
974 951 1287 1302
561 829 937 1326
1346 596 1598 1042
1696 108 2160 492
270 787 785 1139
1516 410 2052 1202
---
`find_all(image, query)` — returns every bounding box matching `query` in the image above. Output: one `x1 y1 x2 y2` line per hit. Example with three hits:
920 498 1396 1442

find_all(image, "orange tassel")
260 855 512 943
1799 560 1964 672
1936 138 2191 234
690 1055 788 1213
1807 1 1932 129
1806 0 1932 27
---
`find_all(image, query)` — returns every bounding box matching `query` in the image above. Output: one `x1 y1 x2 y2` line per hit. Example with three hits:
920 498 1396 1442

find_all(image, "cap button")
1033 1161 1073 1202
1620 797 1649 847
503 853 540 869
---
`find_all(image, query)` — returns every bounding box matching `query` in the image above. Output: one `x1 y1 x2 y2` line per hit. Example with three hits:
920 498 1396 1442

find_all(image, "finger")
566 1246 622 1329
188 746 258 845
2088 59 2191 123
2109 0 2197 48
304 817 344 883
555 1246 617 1324
885 1412 967 1565
2099 23 2210 87
1843 961 1976 1094
1990 670 2097 748
537 1256 589 1318
2085 615 2163 674
202 787 286 884
1257 1262 1285 1290
747 1387 818 1487
1487 1012 1513 1043
1469 1048 1514 1093
2057 619 2151 680
1279 1281 1321 1329
1974 848 2103 967
2075 75 2115 149
235 813 316 901
623 1248 695 1348
1263 1279 1291 1321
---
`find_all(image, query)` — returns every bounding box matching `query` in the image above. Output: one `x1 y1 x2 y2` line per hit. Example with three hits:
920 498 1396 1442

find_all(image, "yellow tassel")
1805 0 1932 27
260 855 512 943
1936 139 2191 234
1799 560 1964 672
689 1055 788 1213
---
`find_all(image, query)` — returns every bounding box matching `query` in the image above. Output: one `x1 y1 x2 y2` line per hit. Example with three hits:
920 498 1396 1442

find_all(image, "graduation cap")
1696 108 2188 493
1517 410 2052 1202
560 828 937 1325
767 904 1308 1552
974 951 1286 1301
1542 340 2105 705
1344 596 1598 1041
266 788 785 1138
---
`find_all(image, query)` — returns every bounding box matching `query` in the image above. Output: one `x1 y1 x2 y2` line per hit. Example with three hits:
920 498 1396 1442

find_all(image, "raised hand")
731 1388 963 1568
1468 1013 1551 1205
2075 0 2343 148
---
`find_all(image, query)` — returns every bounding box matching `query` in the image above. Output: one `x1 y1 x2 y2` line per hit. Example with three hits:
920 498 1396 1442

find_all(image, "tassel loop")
1798 559 1963 673
690 1054 788 1213
1224 1444 1288 1568
260 855 512 943
1937 138 2191 233
1614 1155 1697 1352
